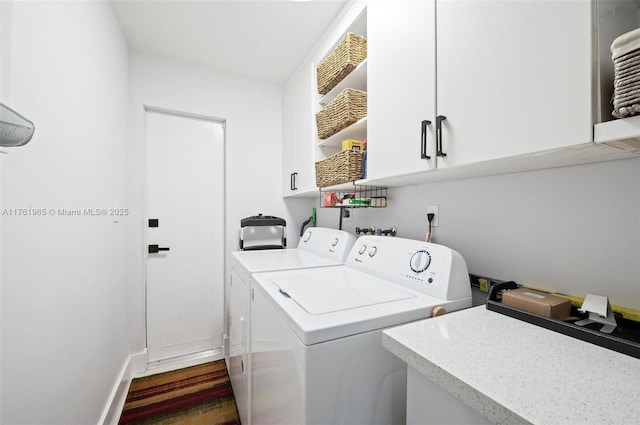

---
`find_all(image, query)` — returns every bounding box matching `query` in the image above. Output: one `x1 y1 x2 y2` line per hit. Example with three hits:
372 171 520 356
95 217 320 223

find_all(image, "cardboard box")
502 287 572 320
341 139 363 151
323 192 337 207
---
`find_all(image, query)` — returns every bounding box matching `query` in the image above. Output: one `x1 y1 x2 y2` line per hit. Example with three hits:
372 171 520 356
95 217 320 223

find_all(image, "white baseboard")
98 349 148 425
141 348 223 377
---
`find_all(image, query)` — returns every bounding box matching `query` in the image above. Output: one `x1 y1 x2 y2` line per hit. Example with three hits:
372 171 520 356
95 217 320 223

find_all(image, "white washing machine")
226 227 356 425
250 235 472 425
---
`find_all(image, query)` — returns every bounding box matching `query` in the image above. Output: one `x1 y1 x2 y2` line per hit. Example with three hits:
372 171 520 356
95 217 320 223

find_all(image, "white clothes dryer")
250 235 472 425
226 227 356 425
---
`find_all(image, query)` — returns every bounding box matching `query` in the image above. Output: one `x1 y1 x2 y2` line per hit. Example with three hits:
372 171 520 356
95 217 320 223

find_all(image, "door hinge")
251 288 254 301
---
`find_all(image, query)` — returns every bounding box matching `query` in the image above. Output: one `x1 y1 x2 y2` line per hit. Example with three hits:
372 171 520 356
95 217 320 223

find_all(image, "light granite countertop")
382 306 640 425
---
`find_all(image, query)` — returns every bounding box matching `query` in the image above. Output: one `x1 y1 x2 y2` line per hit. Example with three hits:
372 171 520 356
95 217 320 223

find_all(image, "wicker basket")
315 88 367 140
317 32 367 95
315 150 364 187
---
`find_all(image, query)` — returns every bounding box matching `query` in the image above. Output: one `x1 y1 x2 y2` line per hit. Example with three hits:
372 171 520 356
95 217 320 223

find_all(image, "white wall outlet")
426 205 439 227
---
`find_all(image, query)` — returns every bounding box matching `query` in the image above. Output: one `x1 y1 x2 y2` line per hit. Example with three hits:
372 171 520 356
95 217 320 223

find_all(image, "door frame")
142 104 227 368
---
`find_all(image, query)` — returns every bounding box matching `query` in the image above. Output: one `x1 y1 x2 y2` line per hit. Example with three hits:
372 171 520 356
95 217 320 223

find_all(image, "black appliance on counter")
239 214 286 251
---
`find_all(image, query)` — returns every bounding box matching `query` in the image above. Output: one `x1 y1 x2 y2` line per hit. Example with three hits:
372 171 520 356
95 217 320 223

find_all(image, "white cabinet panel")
227 268 250 425
435 0 593 168
407 367 492 425
282 76 297 196
283 62 317 197
367 0 437 180
295 62 316 193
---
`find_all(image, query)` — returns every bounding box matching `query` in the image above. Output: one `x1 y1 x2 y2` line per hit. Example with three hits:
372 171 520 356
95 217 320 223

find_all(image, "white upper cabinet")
367 1 437 180
282 62 316 197
435 0 593 169
365 0 636 186
282 1 638 195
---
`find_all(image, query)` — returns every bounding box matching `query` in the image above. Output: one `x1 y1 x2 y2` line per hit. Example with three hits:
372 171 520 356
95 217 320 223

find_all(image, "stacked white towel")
611 27 640 119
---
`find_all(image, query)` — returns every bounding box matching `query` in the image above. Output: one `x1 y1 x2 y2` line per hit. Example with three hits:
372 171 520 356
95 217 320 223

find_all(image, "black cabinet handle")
436 115 447 157
148 244 170 254
290 172 298 191
421 120 431 160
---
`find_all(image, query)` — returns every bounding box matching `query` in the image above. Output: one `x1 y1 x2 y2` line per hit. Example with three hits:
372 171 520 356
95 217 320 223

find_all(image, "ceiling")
110 0 350 86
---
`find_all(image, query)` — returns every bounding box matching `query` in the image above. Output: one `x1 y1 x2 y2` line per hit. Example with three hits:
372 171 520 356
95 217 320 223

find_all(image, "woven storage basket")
317 32 367 95
315 150 364 187
315 88 367 140
611 28 640 118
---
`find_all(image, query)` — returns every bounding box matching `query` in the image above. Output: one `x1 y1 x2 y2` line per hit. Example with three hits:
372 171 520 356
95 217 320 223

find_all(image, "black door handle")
436 115 447 157
148 244 170 254
421 120 432 160
290 172 298 191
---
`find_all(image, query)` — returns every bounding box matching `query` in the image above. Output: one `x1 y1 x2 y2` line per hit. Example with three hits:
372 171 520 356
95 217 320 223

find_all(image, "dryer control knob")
358 244 367 255
368 246 378 257
303 231 312 242
410 250 431 273
331 238 339 246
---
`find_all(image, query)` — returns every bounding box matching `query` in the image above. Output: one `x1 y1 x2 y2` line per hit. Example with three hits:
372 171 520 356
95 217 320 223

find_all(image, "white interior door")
145 108 225 363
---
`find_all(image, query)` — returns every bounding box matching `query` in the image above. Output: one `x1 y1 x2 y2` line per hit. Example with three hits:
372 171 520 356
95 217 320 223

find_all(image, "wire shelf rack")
319 184 387 208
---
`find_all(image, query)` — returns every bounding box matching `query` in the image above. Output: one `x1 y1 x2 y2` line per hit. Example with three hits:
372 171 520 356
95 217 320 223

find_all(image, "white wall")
0 1 130 424
317 157 640 310
127 52 314 352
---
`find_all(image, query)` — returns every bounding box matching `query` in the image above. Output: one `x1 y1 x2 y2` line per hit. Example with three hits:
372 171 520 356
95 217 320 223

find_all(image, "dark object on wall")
0 103 35 147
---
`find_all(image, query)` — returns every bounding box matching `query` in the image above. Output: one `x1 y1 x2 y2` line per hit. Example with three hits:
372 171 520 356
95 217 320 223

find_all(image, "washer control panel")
297 227 356 262
348 236 470 300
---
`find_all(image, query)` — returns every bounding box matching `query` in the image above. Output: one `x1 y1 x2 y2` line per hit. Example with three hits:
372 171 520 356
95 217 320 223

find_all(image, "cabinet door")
282 62 316 197
294 62 315 192
436 0 593 169
367 0 437 180
282 76 297 196
228 269 249 425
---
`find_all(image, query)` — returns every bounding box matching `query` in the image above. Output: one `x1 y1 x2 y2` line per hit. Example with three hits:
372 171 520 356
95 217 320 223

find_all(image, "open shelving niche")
318 60 368 107
312 6 388 220
312 6 369 174
593 1 640 154
317 59 368 150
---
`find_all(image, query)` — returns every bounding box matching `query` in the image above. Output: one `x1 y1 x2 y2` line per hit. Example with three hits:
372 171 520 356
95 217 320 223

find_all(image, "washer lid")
232 249 339 273
271 269 415 314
